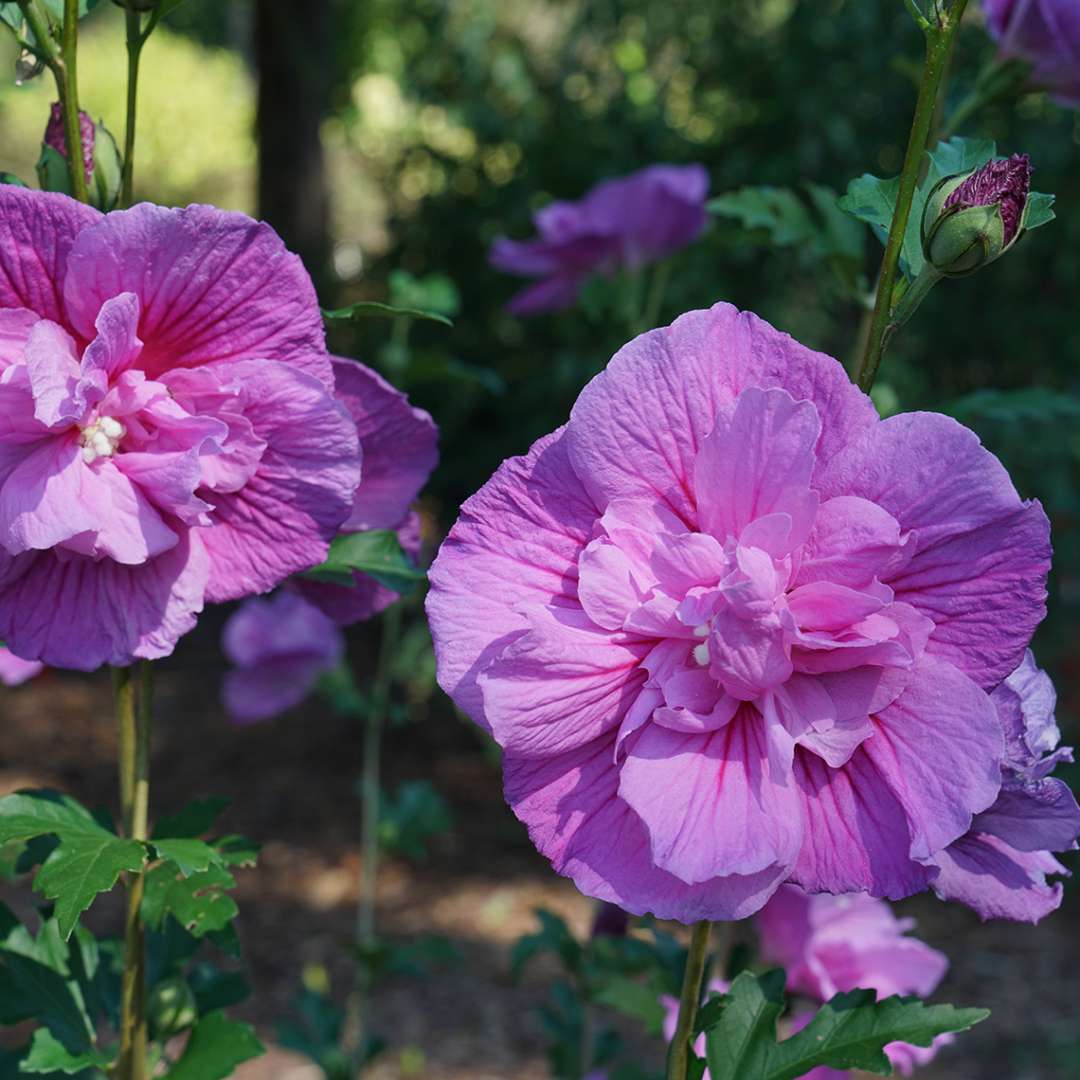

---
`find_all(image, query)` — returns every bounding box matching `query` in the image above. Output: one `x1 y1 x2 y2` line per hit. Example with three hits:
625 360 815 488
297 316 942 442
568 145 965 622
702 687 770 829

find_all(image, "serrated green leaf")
150 839 225 876
152 798 230 841
303 530 426 595
323 301 453 327
18 1028 108 1075
701 971 988 1080
212 835 259 869
708 187 816 247
1025 191 1055 231
592 976 666 1035
0 952 92 1054
142 863 238 938
0 792 146 939
165 1011 263 1080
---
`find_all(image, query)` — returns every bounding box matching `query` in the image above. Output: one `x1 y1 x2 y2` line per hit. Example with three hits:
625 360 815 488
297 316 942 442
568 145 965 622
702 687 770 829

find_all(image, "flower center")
79 415 126 464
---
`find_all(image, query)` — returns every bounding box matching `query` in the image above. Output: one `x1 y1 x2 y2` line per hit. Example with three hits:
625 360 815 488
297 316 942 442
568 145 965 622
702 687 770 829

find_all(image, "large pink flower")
427 302 1051 921
0 189 362 670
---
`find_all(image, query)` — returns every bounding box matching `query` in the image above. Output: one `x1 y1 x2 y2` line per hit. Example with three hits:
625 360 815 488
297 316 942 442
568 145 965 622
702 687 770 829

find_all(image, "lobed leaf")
18 1028 109 1075
165 1011 263 1079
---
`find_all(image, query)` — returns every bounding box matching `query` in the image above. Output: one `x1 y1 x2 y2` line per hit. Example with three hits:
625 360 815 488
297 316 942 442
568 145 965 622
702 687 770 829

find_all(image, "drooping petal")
0 535 208 670
504 732 790 921
427 428 599 727
618 711 802 883
62 203 331 385
0 187 100 325
931 833 1066 923
862 655 1003 861
817 411 1051 688
0 647 44 686
566 303 877 521
970 779 1080 854
330 358 438 531
479 605 651 757
194 360 361 602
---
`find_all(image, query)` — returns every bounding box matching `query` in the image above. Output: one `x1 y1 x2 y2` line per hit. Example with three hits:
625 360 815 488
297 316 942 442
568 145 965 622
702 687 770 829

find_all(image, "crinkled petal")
0 187 100 325
863 656 1003 862
504 732 790 921
427 428 598 728
0 309 39 371
479 605 651 757
566 303 877 521
817 411 1051 689
618 711 802 883
0 535 207 670
62 202 331 385
330 358 438 531
970 778 1080 854
195 360 361 602
24 320 87 427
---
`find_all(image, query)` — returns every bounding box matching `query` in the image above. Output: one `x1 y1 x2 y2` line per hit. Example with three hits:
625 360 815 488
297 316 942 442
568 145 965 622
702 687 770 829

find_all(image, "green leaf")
18 1028 108 1074
510 909 582 980
165 1011 263 1080
302 530 426 595
708 187 816 247
377 781 453 861
702 971 988 1080
0 952 93 1055
1024 191 1055 231
323 301 453 328
0 792 146 939
152 798 230 841
150 839 226 876
142 863 239 939
0 174 27 188
592 976 666 1035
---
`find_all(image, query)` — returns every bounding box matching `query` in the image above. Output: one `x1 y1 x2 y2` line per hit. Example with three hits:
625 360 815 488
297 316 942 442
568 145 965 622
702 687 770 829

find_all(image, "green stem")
120 10 143 208
665 921 712 1080
638 260 672 335
853 0 970 393
114 663 152 1080
350 603 402 1076
57 0 88 203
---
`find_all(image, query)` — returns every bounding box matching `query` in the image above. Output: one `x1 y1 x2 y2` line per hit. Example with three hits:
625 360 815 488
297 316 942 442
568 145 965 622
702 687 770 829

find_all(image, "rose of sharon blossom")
929 650 1080 922
489 164 709 316
427 302 1051 921
757 886 951 1078
0 188 361 670
222 591 343 723
44 102 96 186
984 0 1080 108
0 646 43 686
291 358 437 626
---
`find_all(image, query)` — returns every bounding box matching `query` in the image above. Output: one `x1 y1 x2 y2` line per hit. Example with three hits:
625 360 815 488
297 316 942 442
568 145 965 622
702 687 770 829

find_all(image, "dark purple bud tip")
944 153 1031 245
44 102 96 186
590 901 630 939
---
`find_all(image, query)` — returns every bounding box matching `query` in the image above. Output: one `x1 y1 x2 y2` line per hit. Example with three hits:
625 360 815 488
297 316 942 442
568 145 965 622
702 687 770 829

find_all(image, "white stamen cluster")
79 415 126 464
692 623 710 667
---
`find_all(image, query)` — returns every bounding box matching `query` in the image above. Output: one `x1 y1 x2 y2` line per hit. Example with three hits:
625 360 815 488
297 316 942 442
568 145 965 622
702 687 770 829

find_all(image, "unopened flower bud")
43 102 95 185
921 154 1032 277
148 975 198 1038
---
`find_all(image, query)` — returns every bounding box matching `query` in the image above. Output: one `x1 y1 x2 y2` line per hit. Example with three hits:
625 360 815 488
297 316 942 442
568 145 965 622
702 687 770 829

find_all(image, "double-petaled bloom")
0 188 362 670
428 302 1064 922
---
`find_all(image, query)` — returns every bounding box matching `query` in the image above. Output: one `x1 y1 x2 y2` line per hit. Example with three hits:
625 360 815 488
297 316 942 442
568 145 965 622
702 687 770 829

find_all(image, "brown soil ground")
1 614 1077 1080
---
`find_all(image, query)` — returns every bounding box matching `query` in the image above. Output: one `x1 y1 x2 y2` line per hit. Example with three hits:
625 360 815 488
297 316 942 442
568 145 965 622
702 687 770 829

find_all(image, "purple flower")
489 164 709 316
756 887 951 1078
222 591 344 723
0 189 362 670
291 358 437 626
0 646 44 686
984 0 1080 108
427 302 1051 922
928 650 1080 922
943 154 1031 246
44 103 96 186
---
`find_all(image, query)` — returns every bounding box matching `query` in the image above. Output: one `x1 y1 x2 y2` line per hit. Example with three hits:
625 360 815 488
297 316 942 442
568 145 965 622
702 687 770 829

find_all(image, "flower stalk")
665 921 712 1080
854 0 971 393
114 662 153 1080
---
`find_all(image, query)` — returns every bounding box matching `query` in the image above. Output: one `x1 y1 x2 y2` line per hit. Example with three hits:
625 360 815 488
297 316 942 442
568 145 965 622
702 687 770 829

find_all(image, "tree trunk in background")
254 0 333 299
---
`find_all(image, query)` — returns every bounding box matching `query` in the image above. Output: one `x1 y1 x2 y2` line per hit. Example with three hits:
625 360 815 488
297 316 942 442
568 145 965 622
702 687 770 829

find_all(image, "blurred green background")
1 2 1078 1076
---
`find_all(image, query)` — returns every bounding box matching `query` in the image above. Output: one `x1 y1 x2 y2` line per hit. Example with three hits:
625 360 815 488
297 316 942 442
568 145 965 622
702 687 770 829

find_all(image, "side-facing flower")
489 164 709 316
928 650 1080 922
0 646 44 686
221 591 344 724
0 188 362 670
428 301 1050 921
291 358 438 625
756 887 951 1078
983 0 1080 108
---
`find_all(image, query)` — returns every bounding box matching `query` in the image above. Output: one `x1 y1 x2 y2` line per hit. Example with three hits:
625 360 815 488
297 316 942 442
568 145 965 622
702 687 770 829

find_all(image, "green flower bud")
91 119 123 211
921 154 1032 278
148 975 198 1038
